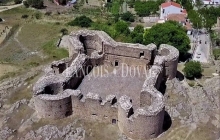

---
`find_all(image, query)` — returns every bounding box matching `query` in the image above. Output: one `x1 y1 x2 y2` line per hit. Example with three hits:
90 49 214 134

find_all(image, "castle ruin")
33 29 179 140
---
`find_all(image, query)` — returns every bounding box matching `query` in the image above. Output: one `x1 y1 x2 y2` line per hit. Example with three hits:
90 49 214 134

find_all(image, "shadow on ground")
176 71 184 81
163 111 172 132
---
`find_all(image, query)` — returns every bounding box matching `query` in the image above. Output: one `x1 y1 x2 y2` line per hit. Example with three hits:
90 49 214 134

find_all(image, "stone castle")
33 29 179 140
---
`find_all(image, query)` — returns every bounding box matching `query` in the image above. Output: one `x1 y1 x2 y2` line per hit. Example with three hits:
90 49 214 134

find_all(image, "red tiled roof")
161 2 181 8
182 9 187 14
167 14 192 30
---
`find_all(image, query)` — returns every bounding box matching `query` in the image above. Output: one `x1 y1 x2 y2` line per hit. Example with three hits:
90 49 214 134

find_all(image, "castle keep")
33 29 179 140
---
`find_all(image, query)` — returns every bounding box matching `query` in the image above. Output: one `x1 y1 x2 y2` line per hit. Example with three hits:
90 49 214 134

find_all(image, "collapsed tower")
33 29 179 140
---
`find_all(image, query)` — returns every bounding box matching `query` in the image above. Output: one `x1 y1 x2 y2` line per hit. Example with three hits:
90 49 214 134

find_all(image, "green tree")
213 48 220 60
60 28 68 35
133 24 144 33
114 21 130 35
183 61 203 79
176 0 193 11
195 0 203 8
134 0 161 17
121 12 135 22
14 0 22 4
144 21 190 56
35 12 42 19
23 1 29 8
130 25 144 44
26 0 44 9
188 10 202 29
21 14 29 19
127 0 135 8
68 15 93 27
198 6 220 31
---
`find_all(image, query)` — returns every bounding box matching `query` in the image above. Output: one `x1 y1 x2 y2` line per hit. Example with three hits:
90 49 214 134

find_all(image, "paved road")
192 33 210 63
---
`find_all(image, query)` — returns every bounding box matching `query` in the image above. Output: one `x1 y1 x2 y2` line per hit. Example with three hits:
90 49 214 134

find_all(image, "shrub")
183 61 203 79
23 1 29 8
213 48 220 60
35 13 42 19
121 12 135 22
60 28 68 35
68 15 93 27
21 14 29 19
42 40 69 60
45 11 52 16
14 0 22 4
26 0 44 9
55 22 61 25
115 21 130 35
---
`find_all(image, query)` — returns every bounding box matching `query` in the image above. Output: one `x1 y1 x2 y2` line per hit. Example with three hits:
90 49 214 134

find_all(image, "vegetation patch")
183 61 203 79
41 40 69 60
111 0 120 15
213 48 220 60
144 21 190 57
134 0 164 17
68 15 93 27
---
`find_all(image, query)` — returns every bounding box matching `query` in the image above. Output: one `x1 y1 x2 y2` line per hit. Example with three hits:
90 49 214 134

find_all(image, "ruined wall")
60 30 157 67
33 29 180 139
158 44 179 79
71 92 118 123
103 43 156 66
118 95 165 140
34 90 75 119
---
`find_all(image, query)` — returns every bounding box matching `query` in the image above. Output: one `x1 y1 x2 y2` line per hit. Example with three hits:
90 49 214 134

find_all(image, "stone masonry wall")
33 29 179 139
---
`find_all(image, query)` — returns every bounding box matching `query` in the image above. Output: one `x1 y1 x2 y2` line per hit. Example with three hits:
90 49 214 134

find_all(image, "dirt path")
14 26 45 58
0 3 23 13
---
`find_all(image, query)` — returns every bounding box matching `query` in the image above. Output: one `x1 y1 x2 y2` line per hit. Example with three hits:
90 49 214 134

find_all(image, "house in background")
159 1 187 20
158 1 192 34
167 14 193 35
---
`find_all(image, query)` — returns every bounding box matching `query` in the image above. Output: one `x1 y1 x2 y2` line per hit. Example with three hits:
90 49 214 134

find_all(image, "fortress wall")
118 95 133 135
51 58 70 74
159 44 179 79
164 59 178 79
118 95 165 140
103 44 154 60
65 66 88 90
34 90 75 119
125 108 165 139
71 90 85 117
155 68 164 90
140 65 163 106
33 75 65 96
140 90 152 107
82 34 103 52
72 92 118 123
33 30 181 140
105 54 150 66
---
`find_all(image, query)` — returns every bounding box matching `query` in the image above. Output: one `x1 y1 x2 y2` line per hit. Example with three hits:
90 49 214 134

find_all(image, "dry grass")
17 22 61 51
0 64 19 77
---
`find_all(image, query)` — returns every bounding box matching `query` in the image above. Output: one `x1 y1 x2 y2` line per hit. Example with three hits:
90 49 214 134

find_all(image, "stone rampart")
158 44 179 79
33 29 180 139
34 89 77 119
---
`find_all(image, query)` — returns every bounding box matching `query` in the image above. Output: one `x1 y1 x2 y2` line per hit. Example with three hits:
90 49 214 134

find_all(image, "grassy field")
111 0 120 15
0 7 72 80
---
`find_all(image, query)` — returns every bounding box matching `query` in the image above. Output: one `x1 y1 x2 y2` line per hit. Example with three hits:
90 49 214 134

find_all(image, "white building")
160 2 187 20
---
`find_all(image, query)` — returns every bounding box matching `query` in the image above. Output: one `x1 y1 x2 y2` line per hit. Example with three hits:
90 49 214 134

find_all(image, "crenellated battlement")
33 29 179 140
